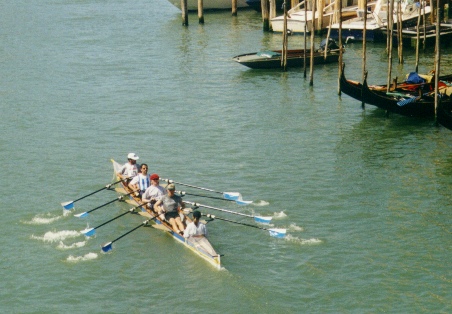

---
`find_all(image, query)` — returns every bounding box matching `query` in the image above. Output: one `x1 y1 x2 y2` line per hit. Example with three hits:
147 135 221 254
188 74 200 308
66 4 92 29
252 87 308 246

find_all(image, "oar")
101 218 154 252
204 214 286 238
74 191 134 218
80 201 150 236
160 178 245 201
61 178 129 210
176 190 252 205
185 201 272 224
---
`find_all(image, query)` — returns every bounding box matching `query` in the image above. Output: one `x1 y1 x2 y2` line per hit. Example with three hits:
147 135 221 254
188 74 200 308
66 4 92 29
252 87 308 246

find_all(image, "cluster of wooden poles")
180 0 446 119
180 0 241 25
344 0 443 120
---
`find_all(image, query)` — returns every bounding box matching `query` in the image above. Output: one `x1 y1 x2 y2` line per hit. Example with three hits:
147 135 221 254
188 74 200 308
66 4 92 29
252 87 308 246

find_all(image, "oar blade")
61 201 74 210
81 228 96 237
223 192 240 201
236 199 253 205
268 228 286 238
74 212 88 218
101 242 113 253
254 216 272 224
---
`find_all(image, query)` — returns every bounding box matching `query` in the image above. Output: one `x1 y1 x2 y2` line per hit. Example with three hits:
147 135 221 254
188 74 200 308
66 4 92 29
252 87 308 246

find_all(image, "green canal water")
1 0 451 312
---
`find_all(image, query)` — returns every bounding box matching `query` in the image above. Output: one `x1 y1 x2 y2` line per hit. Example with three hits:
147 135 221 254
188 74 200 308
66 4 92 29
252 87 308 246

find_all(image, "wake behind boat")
111 159 223 269
232 38 343 69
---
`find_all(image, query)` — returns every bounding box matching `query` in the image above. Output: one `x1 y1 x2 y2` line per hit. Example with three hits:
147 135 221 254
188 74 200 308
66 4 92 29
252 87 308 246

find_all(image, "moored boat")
329 0 431 42
111 159 222 269
437 98 452 131
340 64 452 118
233 38 343 69
381 23 452 48
271 0 365 34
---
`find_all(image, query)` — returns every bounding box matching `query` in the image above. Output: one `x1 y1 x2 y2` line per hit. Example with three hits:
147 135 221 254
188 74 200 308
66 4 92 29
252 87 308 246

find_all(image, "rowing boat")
111 159 222 269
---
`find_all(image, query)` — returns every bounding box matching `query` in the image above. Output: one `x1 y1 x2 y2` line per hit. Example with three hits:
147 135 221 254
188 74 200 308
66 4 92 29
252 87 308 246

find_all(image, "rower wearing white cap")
118 153 140 181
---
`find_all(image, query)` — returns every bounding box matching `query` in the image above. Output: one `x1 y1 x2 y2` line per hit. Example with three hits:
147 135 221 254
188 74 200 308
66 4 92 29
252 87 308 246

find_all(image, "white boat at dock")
271 0 366 33
329 0 431 41
166 0 249 11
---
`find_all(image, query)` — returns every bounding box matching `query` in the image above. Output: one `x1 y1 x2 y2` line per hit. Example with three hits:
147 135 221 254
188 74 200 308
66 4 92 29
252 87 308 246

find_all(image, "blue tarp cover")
406 72 426 84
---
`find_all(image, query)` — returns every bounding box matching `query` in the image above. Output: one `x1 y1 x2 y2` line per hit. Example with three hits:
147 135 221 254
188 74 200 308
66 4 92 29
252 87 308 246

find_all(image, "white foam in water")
31 230 81 243
273 211 287 219
25 213 62 225
57 241 86 249
285 235 322 245
288 223 303 232
253 200 269 206
66 252 98 262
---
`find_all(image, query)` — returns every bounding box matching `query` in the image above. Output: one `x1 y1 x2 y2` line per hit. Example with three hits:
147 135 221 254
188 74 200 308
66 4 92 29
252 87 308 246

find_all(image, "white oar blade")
236 200 253 205
223 192 240 201
81 228 95 237
268 228 286 238
101 242 113 253
74 212 88 218
61 201 74 210
254 216 272 224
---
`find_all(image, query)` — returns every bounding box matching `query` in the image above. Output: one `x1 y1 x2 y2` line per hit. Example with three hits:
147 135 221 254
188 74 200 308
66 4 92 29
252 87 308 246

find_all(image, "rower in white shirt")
184 211 207 238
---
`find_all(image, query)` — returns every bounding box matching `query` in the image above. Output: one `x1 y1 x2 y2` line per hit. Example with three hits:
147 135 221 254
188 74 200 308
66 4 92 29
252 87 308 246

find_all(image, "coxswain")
118 153 140 182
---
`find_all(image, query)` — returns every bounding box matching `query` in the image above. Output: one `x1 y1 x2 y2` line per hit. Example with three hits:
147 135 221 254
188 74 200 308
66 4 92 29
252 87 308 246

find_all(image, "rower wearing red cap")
142 173 167 213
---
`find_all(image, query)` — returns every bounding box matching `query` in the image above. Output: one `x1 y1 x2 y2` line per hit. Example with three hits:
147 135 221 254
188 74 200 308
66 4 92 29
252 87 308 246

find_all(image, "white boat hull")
166 0 249 10
271 11 327 33
111 159 222 269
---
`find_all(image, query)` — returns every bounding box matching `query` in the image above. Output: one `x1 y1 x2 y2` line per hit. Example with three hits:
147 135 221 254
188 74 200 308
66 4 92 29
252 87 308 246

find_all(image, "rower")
128 164 151 197
154 184 186 235
141 173 167 213
183 210 207 238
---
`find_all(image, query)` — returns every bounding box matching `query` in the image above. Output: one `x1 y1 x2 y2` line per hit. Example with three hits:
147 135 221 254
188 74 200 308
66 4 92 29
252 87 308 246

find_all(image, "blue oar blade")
236 199 253 205
81 228 96 237
268 228 286 238
61 201 74 210
254 216 272 224
101 242 113 253
223 192 240 201
74 212 88 218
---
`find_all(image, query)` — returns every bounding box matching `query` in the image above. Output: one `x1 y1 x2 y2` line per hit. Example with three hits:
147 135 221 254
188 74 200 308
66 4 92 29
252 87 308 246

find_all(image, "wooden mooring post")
262 0 270 31
198 0 204 24
232 0 238 16
309 0 316 86
270 0 277 30
337 0 343 95
434 0 441 122
181 0 188 26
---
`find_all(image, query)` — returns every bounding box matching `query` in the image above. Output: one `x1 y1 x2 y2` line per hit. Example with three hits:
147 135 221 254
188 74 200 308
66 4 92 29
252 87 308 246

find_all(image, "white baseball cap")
127 153 139 160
